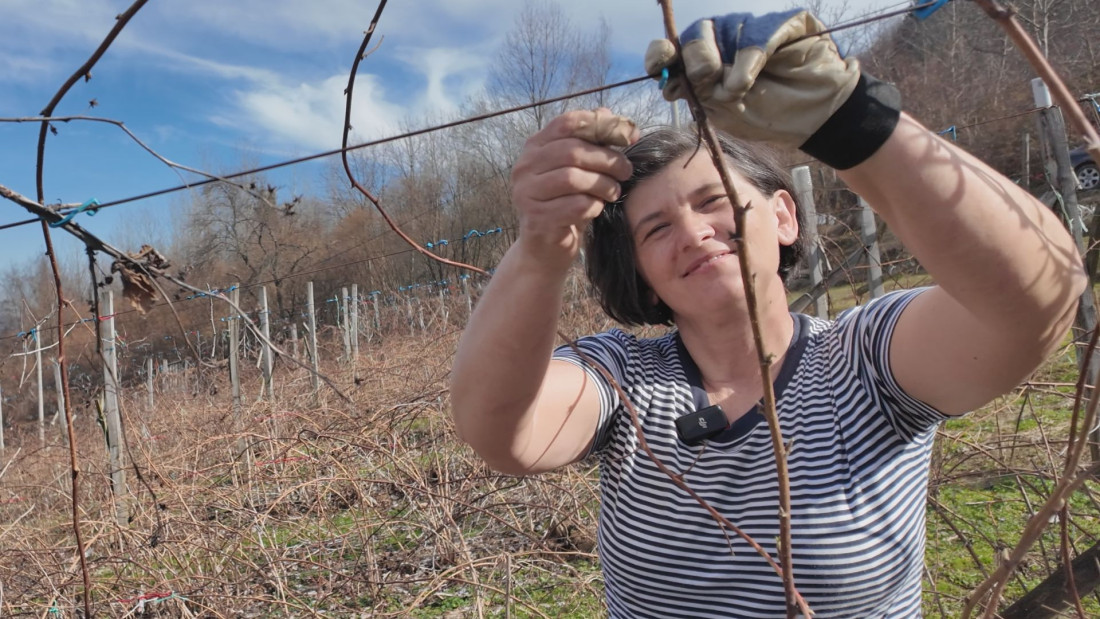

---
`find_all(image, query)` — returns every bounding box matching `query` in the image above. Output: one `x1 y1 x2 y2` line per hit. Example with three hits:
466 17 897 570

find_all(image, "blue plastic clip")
912 0 950 21
937 125 957 141
658 68 669 89
49 198 100 228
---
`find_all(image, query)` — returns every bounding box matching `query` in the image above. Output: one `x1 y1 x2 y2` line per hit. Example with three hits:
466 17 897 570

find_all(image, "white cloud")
0 56 56 87
397 46 489 118
218 74 403 152
128 41 283 85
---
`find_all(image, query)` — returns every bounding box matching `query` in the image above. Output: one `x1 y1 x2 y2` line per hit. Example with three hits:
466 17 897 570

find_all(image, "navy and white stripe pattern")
553 289 947 618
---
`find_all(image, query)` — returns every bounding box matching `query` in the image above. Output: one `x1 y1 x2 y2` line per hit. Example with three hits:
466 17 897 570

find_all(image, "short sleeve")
552 329 636 457
833 288 951 440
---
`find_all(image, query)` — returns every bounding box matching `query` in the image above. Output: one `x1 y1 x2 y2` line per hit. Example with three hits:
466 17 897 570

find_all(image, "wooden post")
438 289 448 327
208 297 218 362
1034 78 1100 459
341 286 351 362
53 360 66 441
858 196 884 300
229 286 242 420
350 284 360 362
373 297 380 333
183 359 191 397
34 329 44 444
259 286 274 401
146 357 154 412
289 323 299 359
463 278 472 317
417 298 425 332
407 297 415 335
100 289 127 525
792 166 828 318
306 282 320 398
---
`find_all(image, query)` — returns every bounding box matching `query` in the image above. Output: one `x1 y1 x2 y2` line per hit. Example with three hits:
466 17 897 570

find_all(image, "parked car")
1071 146 1099 191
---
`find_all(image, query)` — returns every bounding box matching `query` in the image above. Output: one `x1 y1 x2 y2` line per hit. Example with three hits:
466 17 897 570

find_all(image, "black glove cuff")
799 74 901 170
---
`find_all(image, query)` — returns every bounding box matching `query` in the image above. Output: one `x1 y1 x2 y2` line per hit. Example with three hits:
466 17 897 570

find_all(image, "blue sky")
0 0 899 278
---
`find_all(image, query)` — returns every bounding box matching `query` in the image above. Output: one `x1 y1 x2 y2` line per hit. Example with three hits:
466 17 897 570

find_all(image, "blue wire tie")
658 68 669 89
49 198 100 228
937 125 957 141
912 0 950 21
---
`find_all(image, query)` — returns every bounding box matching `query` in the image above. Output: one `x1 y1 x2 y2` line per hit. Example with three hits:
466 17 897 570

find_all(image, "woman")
450 9 1086 617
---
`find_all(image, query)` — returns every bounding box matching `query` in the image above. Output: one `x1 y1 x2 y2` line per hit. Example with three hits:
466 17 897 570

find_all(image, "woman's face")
623 152 798 322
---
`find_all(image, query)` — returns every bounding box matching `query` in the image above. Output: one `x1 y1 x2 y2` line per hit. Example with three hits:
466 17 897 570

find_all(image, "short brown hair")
585 127 805 327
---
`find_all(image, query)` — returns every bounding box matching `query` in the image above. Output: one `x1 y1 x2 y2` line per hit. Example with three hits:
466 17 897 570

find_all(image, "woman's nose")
676 214 715 250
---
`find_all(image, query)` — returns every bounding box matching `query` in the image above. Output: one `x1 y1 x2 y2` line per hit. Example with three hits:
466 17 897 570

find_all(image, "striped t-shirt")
553 289 947 618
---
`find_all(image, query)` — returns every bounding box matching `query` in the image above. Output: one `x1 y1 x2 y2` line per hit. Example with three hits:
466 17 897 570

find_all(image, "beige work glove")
645 9 901 169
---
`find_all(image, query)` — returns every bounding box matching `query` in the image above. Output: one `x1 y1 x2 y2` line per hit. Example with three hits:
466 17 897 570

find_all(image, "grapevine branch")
2 114 297 212
655 2 804 616
30 1 153 615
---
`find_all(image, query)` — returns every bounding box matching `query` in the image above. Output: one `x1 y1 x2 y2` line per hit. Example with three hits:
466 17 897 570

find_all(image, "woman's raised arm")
449 110 637 475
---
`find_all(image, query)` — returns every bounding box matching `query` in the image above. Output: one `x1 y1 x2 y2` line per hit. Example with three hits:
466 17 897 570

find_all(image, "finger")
528 109 638 149
644 38 677 77
571 108 638 148
662 75 687 102
528 167 623 204
680 19 722 87
526 194 607 226
720 48 768 102
523 135 634 181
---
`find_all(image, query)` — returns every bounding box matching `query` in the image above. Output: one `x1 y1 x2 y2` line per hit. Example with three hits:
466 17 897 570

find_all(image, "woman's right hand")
510 108 638 272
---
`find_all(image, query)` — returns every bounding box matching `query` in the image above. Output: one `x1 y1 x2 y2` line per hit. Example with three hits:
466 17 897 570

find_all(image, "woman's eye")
643 223 668 241
701 195 728 210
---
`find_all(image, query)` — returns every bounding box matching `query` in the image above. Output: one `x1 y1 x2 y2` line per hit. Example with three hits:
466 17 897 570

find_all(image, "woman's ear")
772 190 799 247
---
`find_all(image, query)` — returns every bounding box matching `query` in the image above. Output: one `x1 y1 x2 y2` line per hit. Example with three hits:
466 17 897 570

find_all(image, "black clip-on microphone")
675 404 729 445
